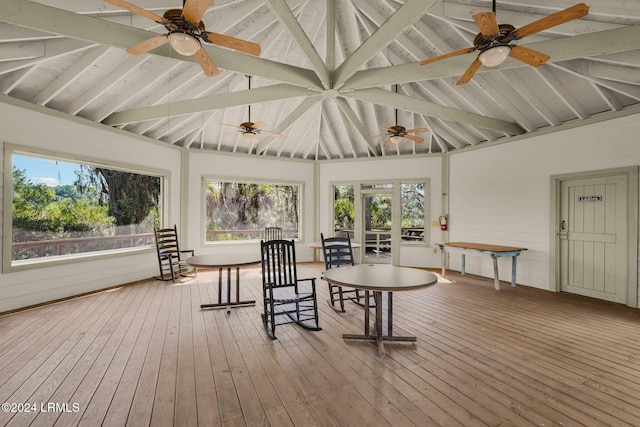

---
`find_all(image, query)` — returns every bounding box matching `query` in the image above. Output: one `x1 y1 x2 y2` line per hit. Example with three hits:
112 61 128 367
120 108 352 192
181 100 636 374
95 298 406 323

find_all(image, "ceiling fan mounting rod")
247 75 252 123
394 84 399 126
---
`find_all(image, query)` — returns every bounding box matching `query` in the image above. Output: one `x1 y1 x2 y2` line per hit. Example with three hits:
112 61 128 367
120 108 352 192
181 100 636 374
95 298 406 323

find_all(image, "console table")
436 242 527 290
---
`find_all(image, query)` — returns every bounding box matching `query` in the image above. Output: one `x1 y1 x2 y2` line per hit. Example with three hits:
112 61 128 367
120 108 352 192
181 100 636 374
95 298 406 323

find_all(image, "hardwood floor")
1 263 640 426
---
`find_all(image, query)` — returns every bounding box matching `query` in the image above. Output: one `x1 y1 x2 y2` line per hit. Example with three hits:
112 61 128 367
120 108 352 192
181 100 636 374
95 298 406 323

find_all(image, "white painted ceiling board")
0 0 638 160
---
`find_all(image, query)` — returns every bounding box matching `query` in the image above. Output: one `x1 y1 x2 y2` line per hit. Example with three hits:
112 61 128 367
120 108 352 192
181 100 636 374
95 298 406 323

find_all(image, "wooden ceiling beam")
103 84 318 125
332 0 439 89
255 95 322 154
1 0 324 90
341 24 640 91
265 0 330 89
335 97 378 155
347 88 524 135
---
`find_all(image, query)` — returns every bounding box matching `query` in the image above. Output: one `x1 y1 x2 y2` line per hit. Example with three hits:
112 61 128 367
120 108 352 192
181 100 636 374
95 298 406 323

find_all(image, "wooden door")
559 174 628 303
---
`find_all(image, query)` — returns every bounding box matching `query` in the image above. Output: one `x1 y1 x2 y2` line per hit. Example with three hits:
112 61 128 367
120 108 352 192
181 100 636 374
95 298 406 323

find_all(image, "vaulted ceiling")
2 0 640 160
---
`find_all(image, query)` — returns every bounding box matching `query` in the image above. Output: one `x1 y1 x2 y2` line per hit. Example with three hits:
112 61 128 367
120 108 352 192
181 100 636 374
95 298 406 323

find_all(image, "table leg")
492 254 500 290
343 289 416 358
364 290 370 336
235 266 240 302
201 266 256 311
218 267 223 304
461 254 466 276
374 291 384 356
511 255 518 287
387 292 393 337
441 247 446 277
226 267 232 313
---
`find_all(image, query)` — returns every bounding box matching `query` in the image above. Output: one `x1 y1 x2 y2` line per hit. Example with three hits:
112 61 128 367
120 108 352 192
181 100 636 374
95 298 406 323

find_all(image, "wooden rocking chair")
154 225 196 282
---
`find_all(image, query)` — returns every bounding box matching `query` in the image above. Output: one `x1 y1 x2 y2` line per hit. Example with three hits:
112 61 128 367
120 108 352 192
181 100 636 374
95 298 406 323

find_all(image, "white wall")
318 156 443 268
449 114 640 302
2 96 639 312
0 100 183 313
186 150 316 261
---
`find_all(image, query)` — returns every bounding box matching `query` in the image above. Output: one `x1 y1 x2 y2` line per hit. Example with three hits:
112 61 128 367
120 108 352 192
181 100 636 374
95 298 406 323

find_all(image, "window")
7 147 165 270
204 179 301 242
333 185 354 237
401 182 426 242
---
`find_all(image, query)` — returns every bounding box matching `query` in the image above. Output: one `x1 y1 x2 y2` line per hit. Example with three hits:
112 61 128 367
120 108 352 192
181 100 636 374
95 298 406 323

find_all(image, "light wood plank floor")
1 263 640 426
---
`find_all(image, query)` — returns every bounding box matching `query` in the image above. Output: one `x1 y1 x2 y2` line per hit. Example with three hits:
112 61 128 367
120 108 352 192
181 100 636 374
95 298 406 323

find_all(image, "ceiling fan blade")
103 0 166 24
182 0 213 25
221 123 242 128
404 128 429 134
384 138 393 147
473 12 500 37
125 35 168 55
511 3 589 40
193 47 220 76
404 135 424 144
420 47 475 66
259 130 284 138
509 45 550 67
202 32 261 56
457 58 483 85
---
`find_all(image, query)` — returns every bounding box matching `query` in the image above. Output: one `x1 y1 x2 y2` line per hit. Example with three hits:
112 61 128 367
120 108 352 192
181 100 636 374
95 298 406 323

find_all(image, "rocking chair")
260 239 321 340
154 225 196 282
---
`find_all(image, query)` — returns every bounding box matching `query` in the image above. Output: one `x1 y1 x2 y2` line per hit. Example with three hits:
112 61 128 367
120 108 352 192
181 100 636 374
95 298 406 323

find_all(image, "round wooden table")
323 264 438 357
186 254 261 313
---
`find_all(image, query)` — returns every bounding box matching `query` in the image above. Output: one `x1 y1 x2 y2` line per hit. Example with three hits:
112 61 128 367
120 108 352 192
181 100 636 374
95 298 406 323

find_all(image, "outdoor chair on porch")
260 239 321 340
154 225 197 282
321 232 366 312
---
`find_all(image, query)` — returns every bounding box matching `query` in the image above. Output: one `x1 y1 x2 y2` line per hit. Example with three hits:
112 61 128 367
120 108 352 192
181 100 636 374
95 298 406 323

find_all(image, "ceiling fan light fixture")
478 45 511 67
389 135 404 144
168 32 201 56
241 131 256 141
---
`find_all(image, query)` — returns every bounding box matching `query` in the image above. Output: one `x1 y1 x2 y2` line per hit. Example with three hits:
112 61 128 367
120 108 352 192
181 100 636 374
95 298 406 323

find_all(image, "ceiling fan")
420 2 589 85
103 0 261 76
221 77 284 142
373 86 429 146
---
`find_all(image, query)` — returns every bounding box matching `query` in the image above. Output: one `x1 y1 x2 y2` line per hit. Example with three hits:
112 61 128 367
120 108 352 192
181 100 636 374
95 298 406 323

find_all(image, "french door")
362 192 393 264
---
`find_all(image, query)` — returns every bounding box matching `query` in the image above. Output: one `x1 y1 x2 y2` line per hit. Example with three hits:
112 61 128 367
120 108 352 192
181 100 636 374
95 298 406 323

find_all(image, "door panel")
362 194 392 264
559 175 628 303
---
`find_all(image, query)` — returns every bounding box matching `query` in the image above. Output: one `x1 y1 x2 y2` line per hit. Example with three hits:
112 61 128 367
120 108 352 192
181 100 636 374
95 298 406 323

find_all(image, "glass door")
362 193 392 263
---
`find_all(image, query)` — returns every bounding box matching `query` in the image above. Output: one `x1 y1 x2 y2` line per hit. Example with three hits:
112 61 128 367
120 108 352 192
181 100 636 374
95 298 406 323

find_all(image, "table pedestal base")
200 266 256 314
342 290 417 357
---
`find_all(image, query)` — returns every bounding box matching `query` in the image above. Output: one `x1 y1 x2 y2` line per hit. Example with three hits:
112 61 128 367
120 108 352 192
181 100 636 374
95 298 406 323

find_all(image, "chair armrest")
296 277 316 292
180 249 195 257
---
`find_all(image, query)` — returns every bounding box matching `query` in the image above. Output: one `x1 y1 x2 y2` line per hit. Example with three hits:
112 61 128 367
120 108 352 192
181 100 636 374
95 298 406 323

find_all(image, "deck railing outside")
12 233 155 260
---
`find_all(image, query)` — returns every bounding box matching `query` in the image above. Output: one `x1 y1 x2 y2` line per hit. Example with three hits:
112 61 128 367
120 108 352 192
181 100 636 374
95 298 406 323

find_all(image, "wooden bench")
436 242 527 290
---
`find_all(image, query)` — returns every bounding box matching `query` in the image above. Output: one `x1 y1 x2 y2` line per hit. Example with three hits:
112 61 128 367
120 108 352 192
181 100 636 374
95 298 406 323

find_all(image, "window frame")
201 176 304 245
3 143 170 273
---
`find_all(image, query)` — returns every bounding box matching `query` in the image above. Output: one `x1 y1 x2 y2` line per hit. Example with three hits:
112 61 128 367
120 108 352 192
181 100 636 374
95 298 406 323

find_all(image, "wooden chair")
321 232 365 312
264 226 283 241
154 225 196 282
260 239 321 340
